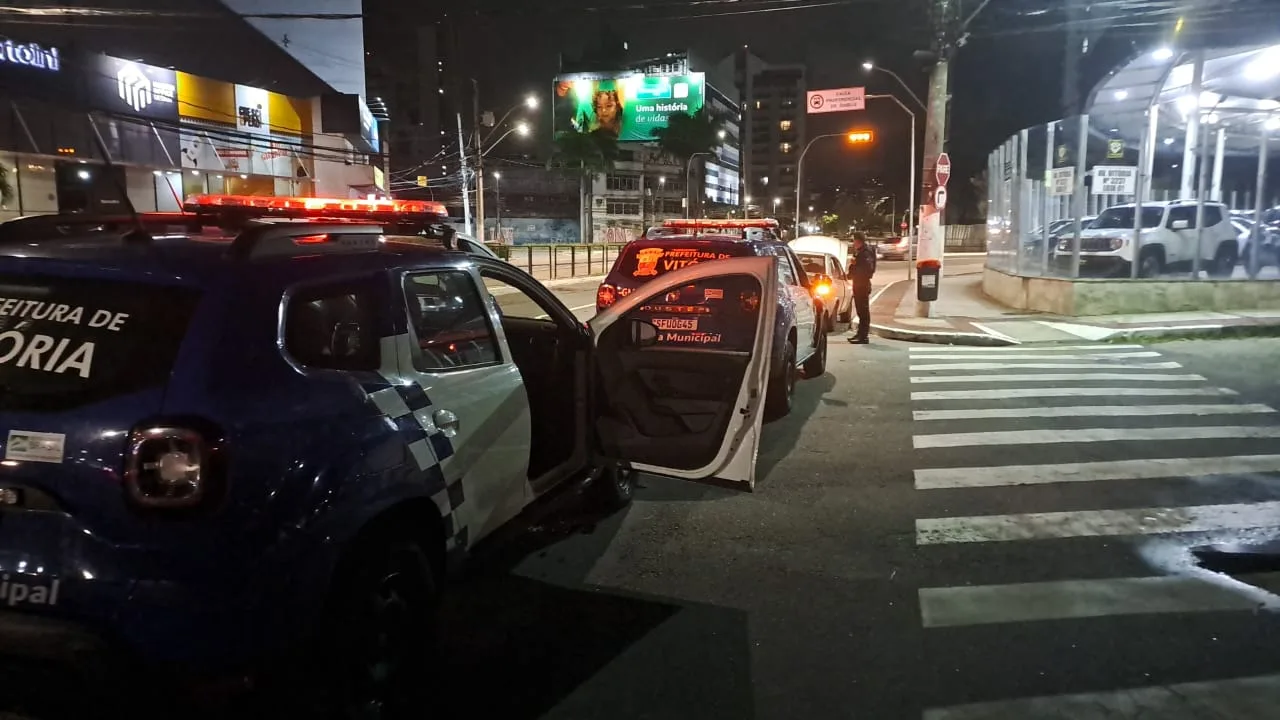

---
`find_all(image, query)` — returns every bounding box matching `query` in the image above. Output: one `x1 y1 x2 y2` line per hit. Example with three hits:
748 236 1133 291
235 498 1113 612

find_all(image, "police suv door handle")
433 409 460 438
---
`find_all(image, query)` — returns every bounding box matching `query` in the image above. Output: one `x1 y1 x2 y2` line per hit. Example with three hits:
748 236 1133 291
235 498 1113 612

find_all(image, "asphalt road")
7 288 1280 719
433 336 1280 719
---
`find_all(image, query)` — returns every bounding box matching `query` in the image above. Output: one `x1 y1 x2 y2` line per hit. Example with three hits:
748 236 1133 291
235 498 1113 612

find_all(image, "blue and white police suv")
0 194 776 712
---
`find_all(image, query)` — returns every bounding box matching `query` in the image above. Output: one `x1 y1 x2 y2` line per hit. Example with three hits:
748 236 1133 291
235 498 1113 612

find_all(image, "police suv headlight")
1109 236 1126 251
1056 238 1070 252
125 425 223 510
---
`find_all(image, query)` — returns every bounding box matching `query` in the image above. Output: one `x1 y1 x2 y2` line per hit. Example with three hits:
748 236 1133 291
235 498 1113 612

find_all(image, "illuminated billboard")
553 72 705 143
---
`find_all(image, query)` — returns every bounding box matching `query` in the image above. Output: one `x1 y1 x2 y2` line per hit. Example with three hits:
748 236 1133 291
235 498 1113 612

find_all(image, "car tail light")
124 425 224 510
813 282 832 298
597 283 617 310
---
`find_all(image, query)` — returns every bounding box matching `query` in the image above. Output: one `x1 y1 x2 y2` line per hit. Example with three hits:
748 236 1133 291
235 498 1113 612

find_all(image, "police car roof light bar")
184 194 448 219
661 218 781 230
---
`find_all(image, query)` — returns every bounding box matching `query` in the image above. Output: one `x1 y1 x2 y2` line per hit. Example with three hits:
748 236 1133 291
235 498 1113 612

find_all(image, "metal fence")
489 243 627 280
986 115 1278 281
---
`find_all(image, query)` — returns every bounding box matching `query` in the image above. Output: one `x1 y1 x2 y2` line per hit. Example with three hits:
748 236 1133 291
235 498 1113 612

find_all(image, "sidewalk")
869 269 1280 346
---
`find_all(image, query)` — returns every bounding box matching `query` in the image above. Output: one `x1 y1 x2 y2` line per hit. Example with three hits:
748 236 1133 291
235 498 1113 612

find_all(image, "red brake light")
293 234 330 245
597 283 617 310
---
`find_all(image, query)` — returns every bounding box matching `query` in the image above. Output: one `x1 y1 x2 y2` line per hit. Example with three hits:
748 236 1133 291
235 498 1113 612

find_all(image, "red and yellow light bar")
183 194 448 217
661 218 781 230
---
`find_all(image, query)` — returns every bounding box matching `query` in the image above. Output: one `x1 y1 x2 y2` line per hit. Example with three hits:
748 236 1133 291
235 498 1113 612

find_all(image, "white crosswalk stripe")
909 342 1280 718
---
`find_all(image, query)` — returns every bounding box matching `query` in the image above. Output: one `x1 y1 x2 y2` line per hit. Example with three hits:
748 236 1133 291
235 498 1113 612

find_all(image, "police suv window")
403 271 500 371
1203 205 1223 226
0 275 200 411
771 247 799 286
284 284 380 371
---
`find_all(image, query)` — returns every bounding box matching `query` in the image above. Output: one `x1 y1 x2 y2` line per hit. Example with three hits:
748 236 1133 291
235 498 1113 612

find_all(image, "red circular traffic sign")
808 94 825 110
936 153 951 187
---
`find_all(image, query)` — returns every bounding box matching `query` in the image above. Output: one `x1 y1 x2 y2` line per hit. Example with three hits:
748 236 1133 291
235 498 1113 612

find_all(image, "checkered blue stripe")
353 370 467 548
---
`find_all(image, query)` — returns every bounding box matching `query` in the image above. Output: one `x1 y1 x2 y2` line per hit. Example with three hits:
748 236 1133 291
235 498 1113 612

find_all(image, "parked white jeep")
1059 200 1239 278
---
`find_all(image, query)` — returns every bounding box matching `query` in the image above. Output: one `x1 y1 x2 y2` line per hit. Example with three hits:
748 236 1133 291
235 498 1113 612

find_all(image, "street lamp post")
474 93 538 244
796 131 874 239
493 171 503 241
685 151 714 218
864 63 926 278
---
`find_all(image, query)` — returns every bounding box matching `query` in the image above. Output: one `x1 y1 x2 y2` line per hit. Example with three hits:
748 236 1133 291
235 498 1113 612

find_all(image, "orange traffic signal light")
847 130 874 143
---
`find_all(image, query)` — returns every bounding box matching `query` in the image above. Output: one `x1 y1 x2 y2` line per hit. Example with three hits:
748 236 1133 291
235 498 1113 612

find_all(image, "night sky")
440 0 1069 216
416 0 1278 216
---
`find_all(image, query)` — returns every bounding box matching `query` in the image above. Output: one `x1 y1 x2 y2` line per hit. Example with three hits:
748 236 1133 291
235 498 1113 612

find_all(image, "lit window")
779 120 792 131
780 142 792 153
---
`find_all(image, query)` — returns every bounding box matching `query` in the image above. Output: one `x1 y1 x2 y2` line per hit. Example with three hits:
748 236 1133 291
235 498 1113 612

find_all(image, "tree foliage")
651 109 723 160
548 127 620 175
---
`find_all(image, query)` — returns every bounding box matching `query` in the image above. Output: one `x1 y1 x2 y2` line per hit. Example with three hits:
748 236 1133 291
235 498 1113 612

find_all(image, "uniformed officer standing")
847 232 876 344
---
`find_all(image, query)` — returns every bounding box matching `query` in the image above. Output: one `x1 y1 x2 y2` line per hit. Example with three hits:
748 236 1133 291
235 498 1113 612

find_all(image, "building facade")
0 38 383 220
364 15 462 201
591 146 688 243
721 49 807 225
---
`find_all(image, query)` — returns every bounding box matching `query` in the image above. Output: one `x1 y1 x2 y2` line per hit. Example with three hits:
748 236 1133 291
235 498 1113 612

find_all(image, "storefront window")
125 168 157 212
206 173 227 195
18 157 57 215
182 170 207 201
0 153 18 221
54 161 127 214
224 174 274 196
155 171 183 211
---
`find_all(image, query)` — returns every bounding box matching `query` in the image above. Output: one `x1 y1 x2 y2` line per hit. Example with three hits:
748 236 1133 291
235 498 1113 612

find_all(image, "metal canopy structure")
1088 43 1280 156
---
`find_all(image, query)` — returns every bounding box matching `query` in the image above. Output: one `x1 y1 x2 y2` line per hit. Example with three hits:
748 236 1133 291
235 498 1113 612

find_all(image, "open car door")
587 256 777 491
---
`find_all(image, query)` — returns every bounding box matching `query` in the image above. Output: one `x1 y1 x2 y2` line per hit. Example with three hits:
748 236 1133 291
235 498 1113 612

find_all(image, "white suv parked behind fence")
1060 200 1239 278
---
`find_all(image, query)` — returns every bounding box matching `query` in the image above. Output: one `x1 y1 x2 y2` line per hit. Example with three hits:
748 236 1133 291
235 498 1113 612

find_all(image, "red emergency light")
661 218 781 230
183 194 448 218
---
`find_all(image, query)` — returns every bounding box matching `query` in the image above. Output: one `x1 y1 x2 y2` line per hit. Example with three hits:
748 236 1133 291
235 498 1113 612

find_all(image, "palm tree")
549 128 619 243
652 109 723 217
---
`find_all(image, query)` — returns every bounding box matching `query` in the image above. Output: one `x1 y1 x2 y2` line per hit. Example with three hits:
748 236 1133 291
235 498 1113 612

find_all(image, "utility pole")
914 0 954 317
915 0 987 317
472 79 486 243
457 113 472 234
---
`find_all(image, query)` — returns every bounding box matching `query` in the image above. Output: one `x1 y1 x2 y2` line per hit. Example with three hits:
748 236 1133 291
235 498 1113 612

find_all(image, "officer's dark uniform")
848 239 876 343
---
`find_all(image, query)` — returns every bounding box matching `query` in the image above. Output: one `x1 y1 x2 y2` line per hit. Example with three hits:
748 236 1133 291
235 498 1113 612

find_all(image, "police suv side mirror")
1170 219 1190 230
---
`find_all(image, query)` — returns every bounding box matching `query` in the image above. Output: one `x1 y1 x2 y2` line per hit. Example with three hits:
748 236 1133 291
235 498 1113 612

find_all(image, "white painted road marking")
907 351 1162 361
911 386 1237 401
914 425 1280 449
916 500 1280 544
915 454 1280 490
918 573 1280 628
909 344 1146 352
910 372 1207 384
923 673 1280 720
910 361 1183 371
913 403 1274 421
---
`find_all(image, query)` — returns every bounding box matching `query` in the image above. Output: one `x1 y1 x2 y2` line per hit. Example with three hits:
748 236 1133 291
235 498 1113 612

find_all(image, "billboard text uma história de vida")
552 72 706 143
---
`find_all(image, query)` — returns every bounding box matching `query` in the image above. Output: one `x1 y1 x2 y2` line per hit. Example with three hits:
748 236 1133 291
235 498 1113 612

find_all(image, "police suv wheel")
326 535 440 719
803 324 828 377
765 339 797 420
591 466 636 509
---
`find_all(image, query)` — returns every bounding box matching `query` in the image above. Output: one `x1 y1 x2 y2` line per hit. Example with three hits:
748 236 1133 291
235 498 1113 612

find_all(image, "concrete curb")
869 323 1019 346
1104 322 1280 342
